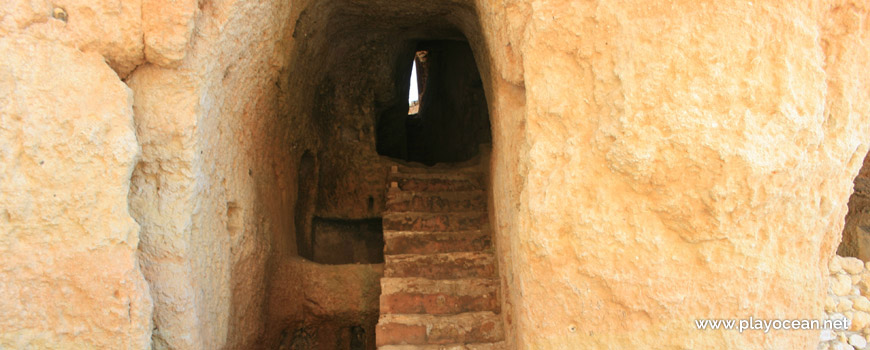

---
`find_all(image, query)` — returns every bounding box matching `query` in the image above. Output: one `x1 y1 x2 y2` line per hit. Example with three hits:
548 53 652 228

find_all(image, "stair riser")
385 256 496 279
376 317 503 346
376 323 427 347
381 292 500 315
387 194 486 213
385 233 491 255
384 214 487 232
394 178 482 192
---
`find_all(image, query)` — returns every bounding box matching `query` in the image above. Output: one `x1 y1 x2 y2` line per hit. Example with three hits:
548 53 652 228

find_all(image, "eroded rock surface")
0 0 145 76
1 0 869 349
483 1 870 349
0 34 151 349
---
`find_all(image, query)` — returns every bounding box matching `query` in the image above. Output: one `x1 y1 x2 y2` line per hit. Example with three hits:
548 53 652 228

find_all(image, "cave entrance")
377 40 491 166
266 2 497 348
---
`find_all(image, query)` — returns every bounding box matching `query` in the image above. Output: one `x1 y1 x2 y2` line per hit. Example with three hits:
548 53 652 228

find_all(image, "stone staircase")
376 165 505 349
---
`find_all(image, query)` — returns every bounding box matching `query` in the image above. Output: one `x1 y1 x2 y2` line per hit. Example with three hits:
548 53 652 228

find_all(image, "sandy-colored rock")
483 0 870 349
844 257 866 274
0 34 151 349
854 312 870 332
834 257 846 274
831 297 842 313
859 273 870 295
853 297 870 312
127 0 299 348
840 299 856 312
0 0 145 77
1 0 869 349
835 275 856 296
142 0 197 67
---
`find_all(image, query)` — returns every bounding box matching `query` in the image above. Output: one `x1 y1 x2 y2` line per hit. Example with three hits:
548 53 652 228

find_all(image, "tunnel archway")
264 1 501 349
377 40 491 166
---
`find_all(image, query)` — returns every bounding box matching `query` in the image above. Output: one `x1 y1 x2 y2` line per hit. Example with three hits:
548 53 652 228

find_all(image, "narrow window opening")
377 41 490 166
408 50 428 115
408 60 418 113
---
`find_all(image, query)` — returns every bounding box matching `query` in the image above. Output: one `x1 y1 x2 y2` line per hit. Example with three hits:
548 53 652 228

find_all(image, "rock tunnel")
3 0 869 350
243 0 495 349
121 0 507 347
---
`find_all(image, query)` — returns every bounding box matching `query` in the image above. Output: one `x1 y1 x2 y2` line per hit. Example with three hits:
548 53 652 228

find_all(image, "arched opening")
408 54 421 114
263 1 503 349
377 40 491 166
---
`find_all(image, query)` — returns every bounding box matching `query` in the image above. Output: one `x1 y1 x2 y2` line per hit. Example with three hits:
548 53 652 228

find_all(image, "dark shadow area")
263 0 494 348
311 217 384 264
277 324 371 350
295 151 317 260
377 40 490 166
839 152 870 260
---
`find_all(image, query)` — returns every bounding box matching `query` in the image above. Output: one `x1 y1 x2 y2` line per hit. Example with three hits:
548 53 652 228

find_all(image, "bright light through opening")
408 61 418 105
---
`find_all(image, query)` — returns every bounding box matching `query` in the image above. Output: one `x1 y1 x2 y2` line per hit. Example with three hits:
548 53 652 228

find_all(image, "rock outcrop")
0 34 151 349
0 0 869 349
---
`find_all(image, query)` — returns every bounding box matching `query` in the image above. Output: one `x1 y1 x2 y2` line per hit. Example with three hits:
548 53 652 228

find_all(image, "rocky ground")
821 256 870 350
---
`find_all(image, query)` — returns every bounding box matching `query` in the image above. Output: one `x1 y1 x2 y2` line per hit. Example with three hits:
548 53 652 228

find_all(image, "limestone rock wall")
477 0 870 349
127 0 305 348
0 0 144 76
3 0 870 349
0 35 151 349
0 0 199 77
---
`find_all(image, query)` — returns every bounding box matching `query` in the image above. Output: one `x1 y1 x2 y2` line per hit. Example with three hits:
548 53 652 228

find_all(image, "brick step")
380 277 499 315
393 164 483 175
387 191 486 213
389 173 483 192
385 252 496 279
385 229 492 255
376 312 504 346
378 341 506 350
383 212 487 232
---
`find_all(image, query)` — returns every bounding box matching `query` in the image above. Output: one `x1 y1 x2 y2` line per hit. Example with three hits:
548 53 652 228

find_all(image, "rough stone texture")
0 0 145 77
480 0 870 349
0 34 151 349
265 258 383 350
127 0 300 347
840 153 870 260
142 0 197 67
822 255 870 350
0 0 204 76
2 0 870 349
